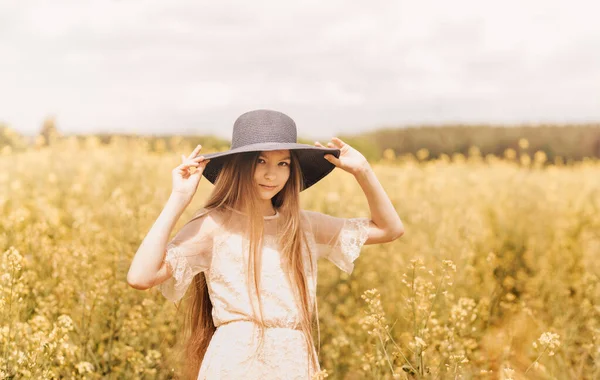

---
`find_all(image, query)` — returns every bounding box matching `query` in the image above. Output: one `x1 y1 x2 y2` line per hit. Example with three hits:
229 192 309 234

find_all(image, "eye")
257 158 265 164
279 162 289 167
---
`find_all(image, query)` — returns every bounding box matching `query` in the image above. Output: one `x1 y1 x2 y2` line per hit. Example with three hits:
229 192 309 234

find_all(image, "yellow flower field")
1 137 599 379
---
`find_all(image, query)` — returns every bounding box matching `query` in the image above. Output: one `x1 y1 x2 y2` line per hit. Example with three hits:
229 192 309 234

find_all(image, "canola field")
1 137 599 379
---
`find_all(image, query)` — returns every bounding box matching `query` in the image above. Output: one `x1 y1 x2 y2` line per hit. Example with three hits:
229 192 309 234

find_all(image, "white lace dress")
157 207 370 380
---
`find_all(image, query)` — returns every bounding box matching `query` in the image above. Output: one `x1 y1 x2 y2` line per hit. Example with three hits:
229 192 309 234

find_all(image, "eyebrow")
259 155 291 160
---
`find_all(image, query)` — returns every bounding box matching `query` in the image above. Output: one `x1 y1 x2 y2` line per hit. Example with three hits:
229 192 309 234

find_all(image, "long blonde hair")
176 150 319 379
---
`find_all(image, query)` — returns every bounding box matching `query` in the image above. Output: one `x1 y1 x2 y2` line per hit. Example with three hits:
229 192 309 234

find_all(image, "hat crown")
231 109 297 149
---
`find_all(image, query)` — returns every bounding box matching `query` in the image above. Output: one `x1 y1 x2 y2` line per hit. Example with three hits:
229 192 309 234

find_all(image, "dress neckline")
227 207 280 220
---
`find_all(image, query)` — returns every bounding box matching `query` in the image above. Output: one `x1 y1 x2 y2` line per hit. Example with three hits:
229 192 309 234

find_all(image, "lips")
260 184 277 190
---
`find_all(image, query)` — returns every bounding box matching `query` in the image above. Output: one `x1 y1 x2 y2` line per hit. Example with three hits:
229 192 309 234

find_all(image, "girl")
127 109 404 379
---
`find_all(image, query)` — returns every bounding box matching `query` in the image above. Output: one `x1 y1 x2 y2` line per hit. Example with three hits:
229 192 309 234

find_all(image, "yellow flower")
518 138 529 149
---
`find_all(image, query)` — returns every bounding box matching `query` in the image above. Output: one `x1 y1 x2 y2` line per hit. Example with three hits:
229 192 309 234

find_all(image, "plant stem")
421 268 446 332
377 332 396 376
384 329 418 374
525 346 548 374
2 259 15 375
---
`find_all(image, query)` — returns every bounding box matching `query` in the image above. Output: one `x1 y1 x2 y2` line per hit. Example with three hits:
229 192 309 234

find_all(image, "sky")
1 0 599 140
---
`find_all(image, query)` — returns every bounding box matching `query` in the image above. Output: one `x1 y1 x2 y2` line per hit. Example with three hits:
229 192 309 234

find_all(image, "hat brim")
200 142 340 191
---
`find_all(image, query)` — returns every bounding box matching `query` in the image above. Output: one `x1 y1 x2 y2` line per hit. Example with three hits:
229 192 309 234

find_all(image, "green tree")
39 116 62 146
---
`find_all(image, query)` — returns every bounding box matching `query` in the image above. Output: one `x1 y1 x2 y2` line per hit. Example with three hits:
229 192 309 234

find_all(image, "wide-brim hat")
201 109 340 191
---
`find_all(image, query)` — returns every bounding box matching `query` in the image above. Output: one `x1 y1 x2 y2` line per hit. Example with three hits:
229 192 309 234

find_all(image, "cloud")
1 0 599 138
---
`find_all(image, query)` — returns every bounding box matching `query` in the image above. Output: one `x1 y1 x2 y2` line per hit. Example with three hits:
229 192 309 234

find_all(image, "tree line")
2 118 600 162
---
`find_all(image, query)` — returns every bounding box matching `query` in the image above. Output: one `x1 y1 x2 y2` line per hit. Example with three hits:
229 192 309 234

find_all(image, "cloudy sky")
1 0 599 139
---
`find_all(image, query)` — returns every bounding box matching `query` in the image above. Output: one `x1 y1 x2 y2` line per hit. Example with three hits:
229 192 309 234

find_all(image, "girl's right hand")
171 144 211 201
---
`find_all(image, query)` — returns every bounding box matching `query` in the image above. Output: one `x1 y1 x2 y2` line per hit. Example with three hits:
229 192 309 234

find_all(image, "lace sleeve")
157 209 215 303
303 210 370 274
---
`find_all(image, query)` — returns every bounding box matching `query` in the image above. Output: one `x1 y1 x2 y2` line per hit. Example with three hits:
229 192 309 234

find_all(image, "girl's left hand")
315 137 370 176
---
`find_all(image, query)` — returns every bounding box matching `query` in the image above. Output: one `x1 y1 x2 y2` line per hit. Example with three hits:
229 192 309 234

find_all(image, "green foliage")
39 117 62 146
359 123 600 161
4 122 600 162
0 124 29 152
79 123 600 161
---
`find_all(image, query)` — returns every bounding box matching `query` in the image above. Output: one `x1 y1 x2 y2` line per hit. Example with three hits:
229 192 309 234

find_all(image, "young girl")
127 110 404 380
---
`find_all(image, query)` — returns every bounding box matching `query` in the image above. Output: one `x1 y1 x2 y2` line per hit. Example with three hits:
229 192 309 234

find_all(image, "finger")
314 141 325 147
188 144 202 159
193 155 208 161
324 154 341 166
177 163 199 171
178 161 199 167
181 154 186 162
331 137 345 148
191 165 203 175
327 142 334 148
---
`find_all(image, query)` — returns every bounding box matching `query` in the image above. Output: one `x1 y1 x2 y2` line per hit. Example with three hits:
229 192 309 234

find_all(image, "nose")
264 170 276 180
264 165 277 180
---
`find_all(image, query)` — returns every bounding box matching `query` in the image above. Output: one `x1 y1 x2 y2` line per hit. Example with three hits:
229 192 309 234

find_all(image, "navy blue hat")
201 109 340 191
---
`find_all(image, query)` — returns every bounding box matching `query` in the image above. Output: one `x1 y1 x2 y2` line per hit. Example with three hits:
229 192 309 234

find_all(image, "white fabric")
157 206 370 379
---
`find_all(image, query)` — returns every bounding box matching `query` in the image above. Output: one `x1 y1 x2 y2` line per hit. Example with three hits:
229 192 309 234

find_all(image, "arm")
354 163 405 244
316 137 405 244
128 144 211 292
126 194 190 290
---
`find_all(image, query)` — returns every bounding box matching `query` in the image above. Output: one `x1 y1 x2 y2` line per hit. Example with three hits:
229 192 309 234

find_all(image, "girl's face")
253 150 291 200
